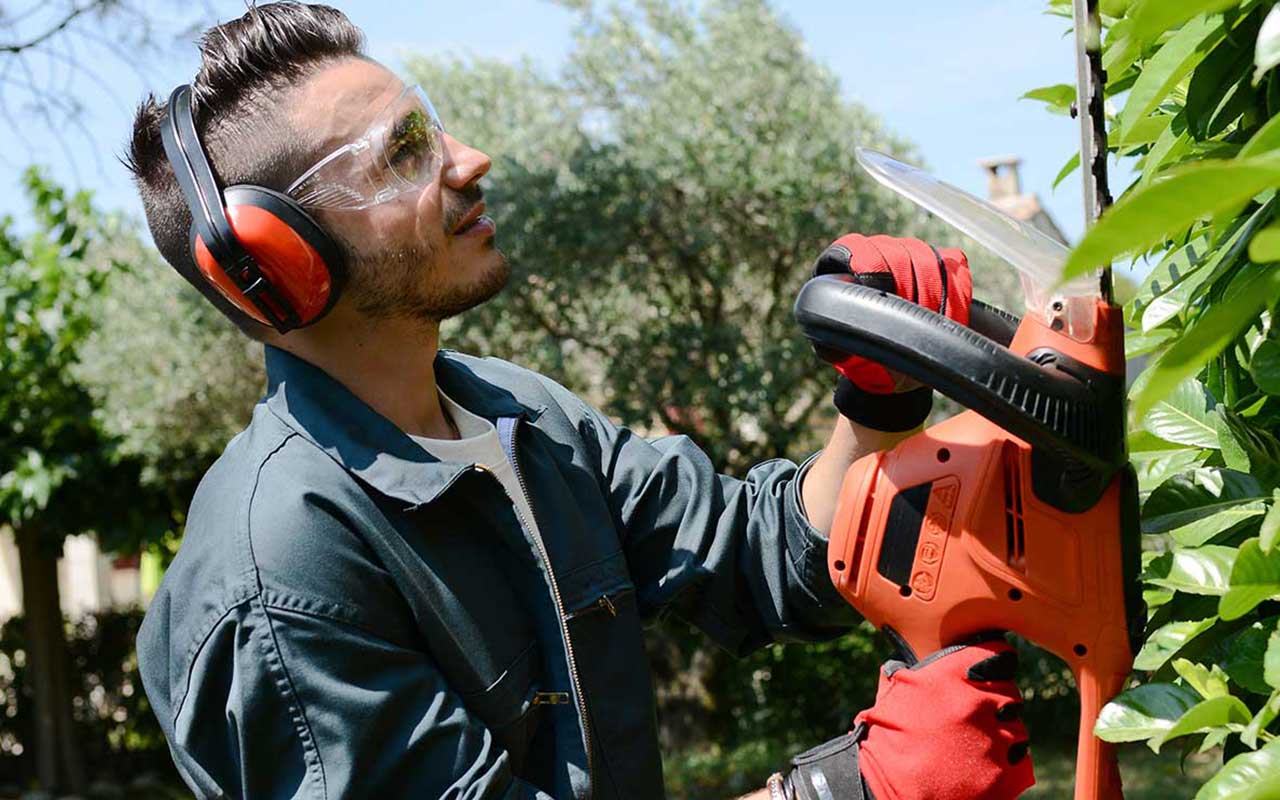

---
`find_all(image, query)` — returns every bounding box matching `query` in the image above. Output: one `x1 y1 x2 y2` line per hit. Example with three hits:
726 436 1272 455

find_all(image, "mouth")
452 201 490 236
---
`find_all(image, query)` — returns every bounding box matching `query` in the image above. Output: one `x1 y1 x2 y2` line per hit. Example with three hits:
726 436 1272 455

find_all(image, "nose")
441 133 492 188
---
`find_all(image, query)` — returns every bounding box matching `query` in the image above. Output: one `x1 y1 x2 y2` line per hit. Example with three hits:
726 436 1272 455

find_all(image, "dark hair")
124 2 365 339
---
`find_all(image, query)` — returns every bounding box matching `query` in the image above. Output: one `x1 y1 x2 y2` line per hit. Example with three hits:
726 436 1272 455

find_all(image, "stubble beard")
347 238 509 324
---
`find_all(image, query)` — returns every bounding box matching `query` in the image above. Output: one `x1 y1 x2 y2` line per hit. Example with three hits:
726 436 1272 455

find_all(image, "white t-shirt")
408 390 542 540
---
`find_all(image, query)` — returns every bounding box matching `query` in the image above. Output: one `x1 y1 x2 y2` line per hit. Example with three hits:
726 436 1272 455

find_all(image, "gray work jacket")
137 345 857 799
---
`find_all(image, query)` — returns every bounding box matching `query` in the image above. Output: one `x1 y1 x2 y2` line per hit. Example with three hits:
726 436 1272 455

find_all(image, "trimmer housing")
796 277 1144 800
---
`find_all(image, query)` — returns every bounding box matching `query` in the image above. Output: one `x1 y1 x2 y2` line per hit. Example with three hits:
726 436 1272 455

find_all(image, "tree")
409 0 1020 476
74 229 267 503
0 0 211 175
0 169 166 792
1025 0 1280 792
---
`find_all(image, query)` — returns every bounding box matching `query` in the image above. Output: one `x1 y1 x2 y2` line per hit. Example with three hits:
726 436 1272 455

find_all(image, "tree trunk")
16 524 87 794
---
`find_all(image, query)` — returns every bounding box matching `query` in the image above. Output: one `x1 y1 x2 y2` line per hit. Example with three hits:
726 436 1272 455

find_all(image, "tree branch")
0 1 113 54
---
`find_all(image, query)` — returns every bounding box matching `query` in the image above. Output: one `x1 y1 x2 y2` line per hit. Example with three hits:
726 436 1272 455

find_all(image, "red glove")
813 233 974 394
855 640 1034 800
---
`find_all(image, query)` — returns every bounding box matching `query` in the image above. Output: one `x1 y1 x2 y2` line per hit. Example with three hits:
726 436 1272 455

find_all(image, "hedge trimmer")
793 2 1138 797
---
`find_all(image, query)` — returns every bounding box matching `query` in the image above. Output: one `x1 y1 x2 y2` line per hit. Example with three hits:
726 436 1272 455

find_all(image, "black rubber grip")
795 276 1125 476
970 299 1020 347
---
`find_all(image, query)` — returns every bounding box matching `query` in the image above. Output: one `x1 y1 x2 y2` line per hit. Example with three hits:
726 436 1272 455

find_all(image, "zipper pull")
598 593 618 617
532 691 571 706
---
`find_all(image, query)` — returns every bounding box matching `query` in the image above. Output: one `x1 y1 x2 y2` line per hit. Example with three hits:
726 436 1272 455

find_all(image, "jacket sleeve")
155 594 553 800
540 377 862 656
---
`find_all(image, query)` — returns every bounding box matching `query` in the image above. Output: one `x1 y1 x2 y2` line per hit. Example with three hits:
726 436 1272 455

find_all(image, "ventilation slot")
1002 443 1027 572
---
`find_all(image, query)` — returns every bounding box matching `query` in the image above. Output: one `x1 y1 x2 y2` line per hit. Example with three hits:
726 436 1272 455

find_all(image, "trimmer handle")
795 275 1127 511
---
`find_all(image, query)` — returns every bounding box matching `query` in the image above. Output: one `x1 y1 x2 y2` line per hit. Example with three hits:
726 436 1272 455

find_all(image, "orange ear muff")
192 185 345 329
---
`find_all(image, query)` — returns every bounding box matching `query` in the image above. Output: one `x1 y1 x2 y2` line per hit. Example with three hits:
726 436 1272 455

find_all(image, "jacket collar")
262 344 533 508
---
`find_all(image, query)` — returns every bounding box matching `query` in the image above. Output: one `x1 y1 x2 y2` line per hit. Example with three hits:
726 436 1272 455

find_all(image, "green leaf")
1095 682 1203 743
1143 468 1266 534
1194 737 1280 799
1141 378 1219 447
1128 0 1241 49
1171 502 1267 546
1174 658 1232 698
1215 408 1280 487
1217 408 1253 471
1101 0 1134 18
1062 156 1280 283
1262 495 1280 552
1146 586 1177 613
1132 263 1280 420
1187 10 1265 140
1120 113 1174 149
1133 448 1209 493
1267 627 1280 689
1153 694 1253 749
1135 617 1218 670
1243 688 1280 748
1139 118 1193 187
1022 83 1075 114
1224 618 1280 694
1221 538 1280 620
1255 6 1280 83
1253 339 1280 395
1239 110 1280 158
1200 727 1231 752
1146 545 1239 595
1129 230 1214 328
1053 152 1080 190
1127 327 1177 358
1120 14 1225 137
1250 224 1280 262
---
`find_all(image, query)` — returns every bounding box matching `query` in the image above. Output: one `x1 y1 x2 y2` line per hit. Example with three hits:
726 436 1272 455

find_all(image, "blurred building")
0 528 144 620
978 155 1068 245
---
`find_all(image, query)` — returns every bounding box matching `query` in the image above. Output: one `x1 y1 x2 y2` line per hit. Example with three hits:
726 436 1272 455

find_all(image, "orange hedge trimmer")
793 3 1139 798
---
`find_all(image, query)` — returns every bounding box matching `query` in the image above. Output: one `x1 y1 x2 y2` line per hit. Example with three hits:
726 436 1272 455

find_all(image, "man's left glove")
768 639 1034 800
811 233 973 432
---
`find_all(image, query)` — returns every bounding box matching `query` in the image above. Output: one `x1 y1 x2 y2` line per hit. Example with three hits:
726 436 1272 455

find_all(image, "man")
127 4 1033 798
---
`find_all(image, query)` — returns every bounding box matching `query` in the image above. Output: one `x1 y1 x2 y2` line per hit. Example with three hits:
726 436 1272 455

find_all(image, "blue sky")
0 0 1096 250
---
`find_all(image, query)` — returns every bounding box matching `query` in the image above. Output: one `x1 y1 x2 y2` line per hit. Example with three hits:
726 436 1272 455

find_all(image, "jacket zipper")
563 589 631 621
486 417 596 798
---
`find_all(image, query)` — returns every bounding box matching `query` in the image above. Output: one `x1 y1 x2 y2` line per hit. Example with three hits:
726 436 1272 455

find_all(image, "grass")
664 740 1221 799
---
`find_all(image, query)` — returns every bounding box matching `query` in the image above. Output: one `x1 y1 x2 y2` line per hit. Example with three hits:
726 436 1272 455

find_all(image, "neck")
270 305 455 439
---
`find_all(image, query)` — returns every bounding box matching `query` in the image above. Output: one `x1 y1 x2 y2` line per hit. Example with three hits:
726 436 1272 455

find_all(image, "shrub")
1025 1 1280 793
0 609 183 795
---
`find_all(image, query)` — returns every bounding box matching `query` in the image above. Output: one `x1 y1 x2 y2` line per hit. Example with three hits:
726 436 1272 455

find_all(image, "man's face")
292 58 508 324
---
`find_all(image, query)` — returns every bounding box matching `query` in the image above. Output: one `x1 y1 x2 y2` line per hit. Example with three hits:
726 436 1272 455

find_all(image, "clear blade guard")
856 148 1103 341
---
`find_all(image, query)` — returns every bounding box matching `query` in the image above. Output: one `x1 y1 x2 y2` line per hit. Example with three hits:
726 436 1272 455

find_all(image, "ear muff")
160 84 346 333
191 185 346 329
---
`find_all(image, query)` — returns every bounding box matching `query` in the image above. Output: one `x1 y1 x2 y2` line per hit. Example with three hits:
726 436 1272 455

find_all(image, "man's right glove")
774 639 1034 800
811 233 973 432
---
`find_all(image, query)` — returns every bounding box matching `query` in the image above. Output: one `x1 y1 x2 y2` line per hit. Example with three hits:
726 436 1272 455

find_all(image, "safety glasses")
286 84 445 210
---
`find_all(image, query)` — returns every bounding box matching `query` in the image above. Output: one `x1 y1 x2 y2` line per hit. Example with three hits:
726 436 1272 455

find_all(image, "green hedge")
1024 1 1280 794
0 609 183 795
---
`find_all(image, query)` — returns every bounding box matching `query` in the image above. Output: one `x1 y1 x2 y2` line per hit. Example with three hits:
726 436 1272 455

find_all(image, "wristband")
833 376 932 432
780 730 870 800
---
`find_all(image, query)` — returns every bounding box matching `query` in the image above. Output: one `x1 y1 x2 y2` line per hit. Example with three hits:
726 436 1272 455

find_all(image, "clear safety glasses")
286 84 446 210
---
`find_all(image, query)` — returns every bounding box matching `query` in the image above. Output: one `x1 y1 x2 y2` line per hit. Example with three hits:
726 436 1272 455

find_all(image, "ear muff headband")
159 84 337 332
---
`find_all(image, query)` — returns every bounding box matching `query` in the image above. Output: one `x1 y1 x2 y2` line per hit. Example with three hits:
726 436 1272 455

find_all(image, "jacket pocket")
559 550 635 617
460 640 539 729
565 584 666 800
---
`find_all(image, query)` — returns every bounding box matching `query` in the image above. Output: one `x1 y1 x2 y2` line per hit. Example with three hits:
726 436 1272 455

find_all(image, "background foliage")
0 609 183 797
1022 0 1280 795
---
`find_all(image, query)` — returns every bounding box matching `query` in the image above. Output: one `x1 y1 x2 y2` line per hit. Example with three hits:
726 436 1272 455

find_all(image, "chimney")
977 155 1023 202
